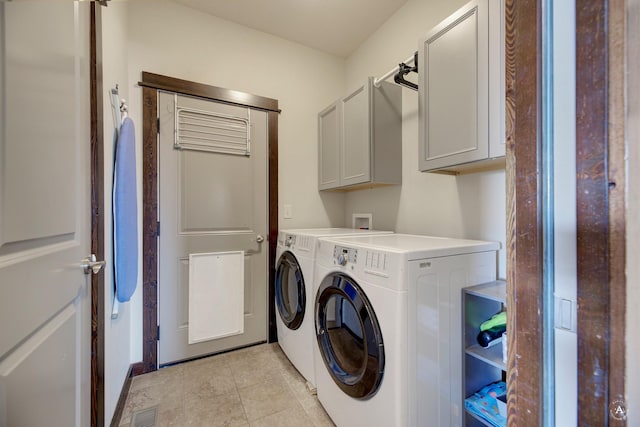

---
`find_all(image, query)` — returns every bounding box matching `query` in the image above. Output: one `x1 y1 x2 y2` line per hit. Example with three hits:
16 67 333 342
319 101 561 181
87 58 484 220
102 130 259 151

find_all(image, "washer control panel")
284 234 296 247
333 246 358 266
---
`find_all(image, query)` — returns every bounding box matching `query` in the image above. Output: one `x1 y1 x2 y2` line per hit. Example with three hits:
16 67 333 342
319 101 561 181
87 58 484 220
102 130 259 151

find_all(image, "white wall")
126 0 346 232
101 3 133 424
120 1 346 364
552 1 577 424
343 0 506 278
627 0 640 421
627 95 640 426
627 150 639 423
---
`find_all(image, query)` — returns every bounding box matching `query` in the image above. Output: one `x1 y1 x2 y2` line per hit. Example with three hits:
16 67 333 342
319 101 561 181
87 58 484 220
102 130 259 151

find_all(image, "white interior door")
158 92 268 364
0 3 92 426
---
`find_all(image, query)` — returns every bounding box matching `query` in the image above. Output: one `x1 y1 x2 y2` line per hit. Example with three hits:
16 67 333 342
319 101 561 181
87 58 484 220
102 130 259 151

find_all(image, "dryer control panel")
333 246 358 266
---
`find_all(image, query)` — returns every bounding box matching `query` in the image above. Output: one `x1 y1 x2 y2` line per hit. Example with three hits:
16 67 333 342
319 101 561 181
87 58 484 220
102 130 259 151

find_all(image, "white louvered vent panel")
175 106 250 156
298 236 312 252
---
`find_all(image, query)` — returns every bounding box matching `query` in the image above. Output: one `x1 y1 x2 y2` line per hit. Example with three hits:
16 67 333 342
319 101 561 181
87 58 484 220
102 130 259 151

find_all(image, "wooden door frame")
138 72 280 373
576 1 626 424
90 3 105 426
505 1 543 423
87 1 629 422
506 0 627 425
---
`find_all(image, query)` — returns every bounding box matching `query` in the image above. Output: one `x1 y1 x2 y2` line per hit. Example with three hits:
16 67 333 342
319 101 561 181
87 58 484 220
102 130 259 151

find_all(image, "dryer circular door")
315 273 384 399
275 251 306 330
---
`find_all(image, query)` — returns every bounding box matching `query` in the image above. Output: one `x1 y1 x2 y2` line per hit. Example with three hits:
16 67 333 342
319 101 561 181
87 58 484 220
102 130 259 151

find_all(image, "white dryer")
312 234 500 427
274 228 392 388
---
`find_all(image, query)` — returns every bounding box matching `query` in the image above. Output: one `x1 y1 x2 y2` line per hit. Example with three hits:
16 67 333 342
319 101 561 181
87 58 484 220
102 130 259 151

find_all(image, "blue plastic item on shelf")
465 381 507 427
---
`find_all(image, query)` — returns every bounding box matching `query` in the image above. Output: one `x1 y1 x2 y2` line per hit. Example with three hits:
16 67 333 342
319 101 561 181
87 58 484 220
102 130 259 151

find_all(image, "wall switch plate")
284 204 293 219
554 295 577 332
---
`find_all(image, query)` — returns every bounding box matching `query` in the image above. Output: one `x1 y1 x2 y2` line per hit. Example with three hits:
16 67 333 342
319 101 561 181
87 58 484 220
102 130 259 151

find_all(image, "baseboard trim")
131 361 145 377
110 363 142 427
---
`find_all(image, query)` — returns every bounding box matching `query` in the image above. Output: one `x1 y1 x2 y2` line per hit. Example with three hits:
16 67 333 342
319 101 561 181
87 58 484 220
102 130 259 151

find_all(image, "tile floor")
119 343 335 427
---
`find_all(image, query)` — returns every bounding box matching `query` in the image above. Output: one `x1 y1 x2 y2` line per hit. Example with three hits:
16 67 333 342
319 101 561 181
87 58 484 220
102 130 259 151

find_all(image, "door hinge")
156 221 160 237
157 325 160 340
157 117 160 134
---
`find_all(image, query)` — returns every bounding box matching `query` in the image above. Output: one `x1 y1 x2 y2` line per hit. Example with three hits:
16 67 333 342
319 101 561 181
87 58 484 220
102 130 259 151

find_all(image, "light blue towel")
114 117 138 302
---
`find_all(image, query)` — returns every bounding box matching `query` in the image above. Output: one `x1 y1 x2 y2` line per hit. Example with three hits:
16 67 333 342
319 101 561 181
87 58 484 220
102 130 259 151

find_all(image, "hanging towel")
188 251 245 344
113 117 138 302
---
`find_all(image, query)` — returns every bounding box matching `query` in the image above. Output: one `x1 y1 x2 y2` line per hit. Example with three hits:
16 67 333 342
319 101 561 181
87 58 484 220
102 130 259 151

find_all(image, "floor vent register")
130 406 157 427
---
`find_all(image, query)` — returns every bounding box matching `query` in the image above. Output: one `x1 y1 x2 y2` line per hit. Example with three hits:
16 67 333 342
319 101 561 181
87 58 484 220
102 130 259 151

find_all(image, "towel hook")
119 98 128 119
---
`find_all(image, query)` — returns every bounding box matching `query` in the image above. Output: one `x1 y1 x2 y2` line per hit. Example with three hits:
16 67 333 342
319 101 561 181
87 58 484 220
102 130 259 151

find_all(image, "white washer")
312 234 500 427
274 228 393 387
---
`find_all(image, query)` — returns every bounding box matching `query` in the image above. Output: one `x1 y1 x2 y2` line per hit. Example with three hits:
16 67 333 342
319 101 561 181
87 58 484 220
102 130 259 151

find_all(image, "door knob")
82 254 106 275
256 235 265 244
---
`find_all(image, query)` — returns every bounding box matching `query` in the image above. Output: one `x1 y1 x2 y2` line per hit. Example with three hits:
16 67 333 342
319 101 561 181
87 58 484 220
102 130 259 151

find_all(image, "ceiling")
173 0 409 57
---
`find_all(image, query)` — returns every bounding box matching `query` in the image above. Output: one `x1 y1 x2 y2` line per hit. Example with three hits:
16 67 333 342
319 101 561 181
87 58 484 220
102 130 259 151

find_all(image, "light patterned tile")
122 380 183 421
229 358 284 389
130 364 184 393
249 404 313 427
227 344 283 388
237 377 299 421
284 373 318 410
157 402 186 427
272 352 303 380
183 391 248 427
302 400 336 427
184 360 237 399
184 353 230 370
219 344 276 366
117 343 334 427
266 343 290 362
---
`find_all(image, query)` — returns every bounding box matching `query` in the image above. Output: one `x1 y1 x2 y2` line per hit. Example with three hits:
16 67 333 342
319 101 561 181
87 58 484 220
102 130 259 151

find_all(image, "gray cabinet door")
340 84 371 187
318 102 341 190
419 0 490 171
318 79 400 190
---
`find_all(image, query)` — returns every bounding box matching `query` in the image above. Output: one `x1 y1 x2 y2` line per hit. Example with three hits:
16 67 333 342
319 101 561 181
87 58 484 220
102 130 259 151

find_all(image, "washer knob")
337 253 347 266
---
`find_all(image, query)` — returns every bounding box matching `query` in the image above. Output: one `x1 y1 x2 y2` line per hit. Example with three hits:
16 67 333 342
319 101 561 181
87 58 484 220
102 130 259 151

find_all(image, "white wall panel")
344 0 505 278
126 1 346 230
553 1 577 424
101 3 133 424
627 0 640 421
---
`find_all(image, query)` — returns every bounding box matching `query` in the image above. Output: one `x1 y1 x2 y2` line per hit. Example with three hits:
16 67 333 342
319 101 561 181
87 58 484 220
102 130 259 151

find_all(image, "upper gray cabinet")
318 77 402 191
318 102 341 189
418 0 505 173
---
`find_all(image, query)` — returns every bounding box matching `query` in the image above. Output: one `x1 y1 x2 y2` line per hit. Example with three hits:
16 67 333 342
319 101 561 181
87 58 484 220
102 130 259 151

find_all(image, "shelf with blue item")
465 381 507 427
463 281 507 427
